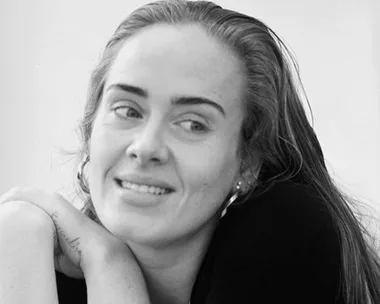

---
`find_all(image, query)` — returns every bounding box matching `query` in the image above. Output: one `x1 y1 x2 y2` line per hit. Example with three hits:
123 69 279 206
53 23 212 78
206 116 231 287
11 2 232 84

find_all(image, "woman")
1 0 379 303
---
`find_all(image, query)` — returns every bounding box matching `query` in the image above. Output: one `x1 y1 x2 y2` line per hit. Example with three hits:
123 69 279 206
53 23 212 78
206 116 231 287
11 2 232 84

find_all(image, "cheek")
177 141 240 209
87 122 126 191
90 119 127 162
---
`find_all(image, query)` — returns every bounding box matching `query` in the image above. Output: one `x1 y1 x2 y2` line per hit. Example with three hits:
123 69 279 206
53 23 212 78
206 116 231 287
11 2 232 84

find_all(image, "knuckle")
9 186 23 194
0 187 22 204
9 186 19 192
2 187 21 198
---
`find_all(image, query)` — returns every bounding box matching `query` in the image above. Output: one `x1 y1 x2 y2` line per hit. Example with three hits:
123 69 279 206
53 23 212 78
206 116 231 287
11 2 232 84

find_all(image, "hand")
0 187 130 279
0 201 64 303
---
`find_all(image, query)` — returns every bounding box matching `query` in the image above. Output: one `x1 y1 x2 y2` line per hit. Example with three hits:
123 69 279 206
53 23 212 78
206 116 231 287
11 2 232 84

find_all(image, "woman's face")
88 24 245 246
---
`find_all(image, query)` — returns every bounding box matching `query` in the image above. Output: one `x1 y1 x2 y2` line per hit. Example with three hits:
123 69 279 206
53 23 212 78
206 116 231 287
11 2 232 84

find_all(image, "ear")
238 157 262 193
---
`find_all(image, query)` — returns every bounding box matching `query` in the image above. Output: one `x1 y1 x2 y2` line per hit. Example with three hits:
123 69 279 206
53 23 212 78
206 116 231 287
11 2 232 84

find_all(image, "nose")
125 122 169 167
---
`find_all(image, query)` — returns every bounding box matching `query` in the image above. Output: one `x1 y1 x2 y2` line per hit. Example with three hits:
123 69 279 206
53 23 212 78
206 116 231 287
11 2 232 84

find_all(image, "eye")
179 120 208 133
114 106 142 119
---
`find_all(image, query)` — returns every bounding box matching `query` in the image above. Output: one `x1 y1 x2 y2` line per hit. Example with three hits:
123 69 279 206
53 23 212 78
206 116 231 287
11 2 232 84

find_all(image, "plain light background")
0 0 379 224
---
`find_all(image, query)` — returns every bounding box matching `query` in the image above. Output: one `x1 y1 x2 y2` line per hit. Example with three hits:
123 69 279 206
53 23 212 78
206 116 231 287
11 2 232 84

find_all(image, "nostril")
129 152 138 159
125 138 168 165
152 157 161 163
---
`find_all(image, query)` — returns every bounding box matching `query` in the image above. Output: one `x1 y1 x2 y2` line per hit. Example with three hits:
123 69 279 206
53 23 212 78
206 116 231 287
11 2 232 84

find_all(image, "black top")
56 181 345 303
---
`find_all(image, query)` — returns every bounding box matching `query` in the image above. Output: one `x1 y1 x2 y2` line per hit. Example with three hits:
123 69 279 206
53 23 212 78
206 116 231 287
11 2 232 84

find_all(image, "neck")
128 220 218 304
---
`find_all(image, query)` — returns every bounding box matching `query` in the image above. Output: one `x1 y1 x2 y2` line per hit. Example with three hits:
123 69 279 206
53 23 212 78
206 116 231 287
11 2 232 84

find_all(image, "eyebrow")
106 83 226 117
106 83 148 98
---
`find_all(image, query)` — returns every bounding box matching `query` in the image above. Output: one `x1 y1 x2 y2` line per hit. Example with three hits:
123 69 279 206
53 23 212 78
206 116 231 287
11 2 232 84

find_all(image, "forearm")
0 201 58 304
84 245 151 304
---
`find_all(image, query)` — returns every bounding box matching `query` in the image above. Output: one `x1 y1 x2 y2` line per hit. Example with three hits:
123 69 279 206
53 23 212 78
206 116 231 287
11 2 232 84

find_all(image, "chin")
97 208 171 246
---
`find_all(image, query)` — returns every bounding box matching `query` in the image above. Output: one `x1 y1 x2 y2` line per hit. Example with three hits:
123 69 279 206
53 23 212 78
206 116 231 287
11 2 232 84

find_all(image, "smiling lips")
117 179 172 195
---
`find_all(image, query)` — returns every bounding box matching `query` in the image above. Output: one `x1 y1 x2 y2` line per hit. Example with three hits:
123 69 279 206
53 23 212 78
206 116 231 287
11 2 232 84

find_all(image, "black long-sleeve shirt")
56 181 345 303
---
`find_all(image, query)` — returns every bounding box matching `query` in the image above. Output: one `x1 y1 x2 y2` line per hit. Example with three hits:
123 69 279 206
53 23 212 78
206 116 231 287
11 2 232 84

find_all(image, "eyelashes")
177 120 208 133
111 104 210 135
114 106 142 120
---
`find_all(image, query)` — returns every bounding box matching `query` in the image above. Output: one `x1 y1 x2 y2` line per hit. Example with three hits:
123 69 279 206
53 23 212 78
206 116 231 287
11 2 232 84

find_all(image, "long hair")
77 1 380 303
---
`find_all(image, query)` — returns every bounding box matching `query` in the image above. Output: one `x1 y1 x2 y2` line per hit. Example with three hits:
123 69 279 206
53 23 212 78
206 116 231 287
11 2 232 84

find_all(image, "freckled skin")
88 24 246 247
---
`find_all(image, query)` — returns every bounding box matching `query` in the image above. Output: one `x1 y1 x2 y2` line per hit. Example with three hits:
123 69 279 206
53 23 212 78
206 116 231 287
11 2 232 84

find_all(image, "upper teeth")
120 181 170 195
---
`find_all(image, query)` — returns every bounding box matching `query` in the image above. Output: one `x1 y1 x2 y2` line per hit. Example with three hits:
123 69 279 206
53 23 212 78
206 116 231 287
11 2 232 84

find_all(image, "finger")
0 187 23 204
0 188 85 264
0 187 66 215
0 188 84 236
0 187 115 276
0 191 61 252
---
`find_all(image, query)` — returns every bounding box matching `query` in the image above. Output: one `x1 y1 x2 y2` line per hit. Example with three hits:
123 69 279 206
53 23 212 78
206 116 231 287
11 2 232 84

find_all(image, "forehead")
105 24 245 114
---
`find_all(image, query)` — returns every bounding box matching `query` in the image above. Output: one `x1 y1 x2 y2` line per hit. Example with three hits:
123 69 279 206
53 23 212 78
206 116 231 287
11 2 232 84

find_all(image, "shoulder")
191 181 344 303
218 180 339 256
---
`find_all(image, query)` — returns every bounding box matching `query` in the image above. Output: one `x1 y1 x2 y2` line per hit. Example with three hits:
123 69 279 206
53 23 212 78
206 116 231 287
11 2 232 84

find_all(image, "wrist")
83 240 150 304
82 237 135 276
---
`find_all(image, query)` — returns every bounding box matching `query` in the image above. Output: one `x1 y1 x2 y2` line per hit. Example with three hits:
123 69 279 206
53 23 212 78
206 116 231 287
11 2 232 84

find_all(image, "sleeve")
56 271 87 303
203 185 345 303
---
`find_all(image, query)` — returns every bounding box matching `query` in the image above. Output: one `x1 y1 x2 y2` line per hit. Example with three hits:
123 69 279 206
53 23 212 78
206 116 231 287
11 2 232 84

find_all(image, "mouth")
115 178 174 196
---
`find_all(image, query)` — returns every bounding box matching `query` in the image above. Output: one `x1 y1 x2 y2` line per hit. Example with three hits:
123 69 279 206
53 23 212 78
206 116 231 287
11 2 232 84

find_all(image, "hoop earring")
77 155 90 194
221 181 242 218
